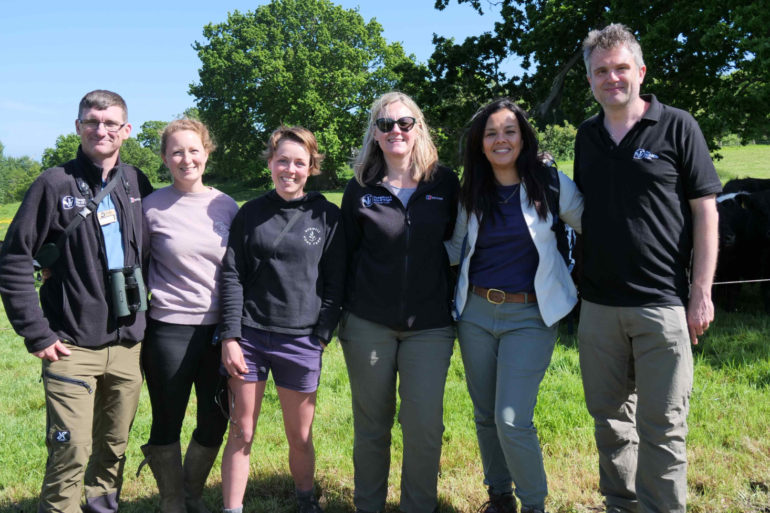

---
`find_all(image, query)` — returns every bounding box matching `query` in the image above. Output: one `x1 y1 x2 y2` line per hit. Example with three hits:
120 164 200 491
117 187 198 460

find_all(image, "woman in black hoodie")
218 126 345 513
339 91 459 513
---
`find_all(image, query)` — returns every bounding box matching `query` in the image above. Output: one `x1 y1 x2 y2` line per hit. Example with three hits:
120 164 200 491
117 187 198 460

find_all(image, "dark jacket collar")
76 146 123 185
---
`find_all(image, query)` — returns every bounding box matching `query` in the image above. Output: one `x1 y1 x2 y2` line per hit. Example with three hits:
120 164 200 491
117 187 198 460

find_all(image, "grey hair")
582 23 645 75
78 90 128 121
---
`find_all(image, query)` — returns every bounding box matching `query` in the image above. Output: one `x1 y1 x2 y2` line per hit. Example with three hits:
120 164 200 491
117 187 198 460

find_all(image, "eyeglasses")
375 116 416 133
78 119 127 133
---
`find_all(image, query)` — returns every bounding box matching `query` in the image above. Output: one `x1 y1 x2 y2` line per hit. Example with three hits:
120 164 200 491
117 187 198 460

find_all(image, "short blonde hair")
353 91 439 185
262 126 324 176
160 118 216 155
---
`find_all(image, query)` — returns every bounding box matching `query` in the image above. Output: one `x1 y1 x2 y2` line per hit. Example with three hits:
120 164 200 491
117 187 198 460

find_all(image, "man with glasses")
0 90 152 512
573 25 721 513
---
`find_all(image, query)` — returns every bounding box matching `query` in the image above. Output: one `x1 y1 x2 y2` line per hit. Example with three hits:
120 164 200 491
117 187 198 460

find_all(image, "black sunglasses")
375 116 416 133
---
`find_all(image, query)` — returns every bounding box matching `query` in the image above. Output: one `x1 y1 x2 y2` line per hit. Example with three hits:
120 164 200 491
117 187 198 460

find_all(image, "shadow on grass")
0 473 464 513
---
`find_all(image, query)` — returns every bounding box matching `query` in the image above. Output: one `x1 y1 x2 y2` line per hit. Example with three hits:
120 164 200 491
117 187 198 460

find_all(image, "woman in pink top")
139 119 239 513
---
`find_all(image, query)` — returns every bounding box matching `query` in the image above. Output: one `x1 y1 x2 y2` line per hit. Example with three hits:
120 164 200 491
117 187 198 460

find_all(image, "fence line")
713 278 770 285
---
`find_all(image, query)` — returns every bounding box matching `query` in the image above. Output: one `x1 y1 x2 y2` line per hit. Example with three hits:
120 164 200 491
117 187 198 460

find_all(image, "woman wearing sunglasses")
339 91 459 513
444 98 583 513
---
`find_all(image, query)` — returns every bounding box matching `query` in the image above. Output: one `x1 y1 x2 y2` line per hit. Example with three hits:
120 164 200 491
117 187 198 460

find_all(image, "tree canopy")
189 0 412 185
425 0 769 156
0 141 41 204
41 134 81 171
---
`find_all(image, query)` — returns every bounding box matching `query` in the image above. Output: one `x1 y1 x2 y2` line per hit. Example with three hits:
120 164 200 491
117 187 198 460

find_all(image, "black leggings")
142 319 228 447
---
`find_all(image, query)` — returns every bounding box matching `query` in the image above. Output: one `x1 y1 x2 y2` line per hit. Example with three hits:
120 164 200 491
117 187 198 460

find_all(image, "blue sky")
0 0 507 160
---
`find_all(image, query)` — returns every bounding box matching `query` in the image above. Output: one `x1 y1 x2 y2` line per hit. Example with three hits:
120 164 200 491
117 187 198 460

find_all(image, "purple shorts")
237 326 323 393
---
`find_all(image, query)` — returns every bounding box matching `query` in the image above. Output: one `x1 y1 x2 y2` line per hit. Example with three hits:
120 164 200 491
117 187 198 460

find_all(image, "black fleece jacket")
219 190 346 343
341 165 459 331
0 147 153 353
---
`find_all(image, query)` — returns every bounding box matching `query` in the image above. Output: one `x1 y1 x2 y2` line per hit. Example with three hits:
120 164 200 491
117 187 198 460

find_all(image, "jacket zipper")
401 209 412 324
42 370 93 394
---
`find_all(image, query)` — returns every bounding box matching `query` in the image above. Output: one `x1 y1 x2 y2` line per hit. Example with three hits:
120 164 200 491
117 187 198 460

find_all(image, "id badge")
98 208 118 226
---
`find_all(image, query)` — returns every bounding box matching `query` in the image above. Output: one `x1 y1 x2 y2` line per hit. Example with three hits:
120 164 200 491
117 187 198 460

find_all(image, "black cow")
723 177 770 194
745 190 770 312
714 189 770 312
714 193 751 311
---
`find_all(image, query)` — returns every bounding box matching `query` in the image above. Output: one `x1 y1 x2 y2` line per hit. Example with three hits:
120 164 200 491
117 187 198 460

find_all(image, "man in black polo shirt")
573 24 721 513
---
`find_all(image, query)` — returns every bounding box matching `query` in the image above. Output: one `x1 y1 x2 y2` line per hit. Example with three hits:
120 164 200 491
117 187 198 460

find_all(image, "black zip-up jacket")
219 190 346 343
341 165 459 331
0 147 153 353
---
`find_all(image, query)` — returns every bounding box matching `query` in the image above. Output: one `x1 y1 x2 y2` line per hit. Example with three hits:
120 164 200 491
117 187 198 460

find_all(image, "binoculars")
109 266 147 318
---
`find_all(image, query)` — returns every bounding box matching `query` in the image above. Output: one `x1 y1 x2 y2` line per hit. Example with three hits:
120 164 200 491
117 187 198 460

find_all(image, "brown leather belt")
472 285 536 305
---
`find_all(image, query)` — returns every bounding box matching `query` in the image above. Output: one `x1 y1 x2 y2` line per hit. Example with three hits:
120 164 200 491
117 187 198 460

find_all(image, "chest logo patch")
213 221 230 238
303 227 322 245
361 194 392 208
61 196 87 210
61 196 75 210
633 148 659 161
425 194 443 201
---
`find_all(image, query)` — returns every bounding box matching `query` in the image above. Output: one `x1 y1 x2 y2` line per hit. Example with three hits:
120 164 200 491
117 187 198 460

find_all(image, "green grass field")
1 146 769 512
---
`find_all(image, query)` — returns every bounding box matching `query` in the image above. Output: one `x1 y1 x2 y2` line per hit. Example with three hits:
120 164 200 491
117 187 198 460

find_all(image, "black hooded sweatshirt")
219 190 346 343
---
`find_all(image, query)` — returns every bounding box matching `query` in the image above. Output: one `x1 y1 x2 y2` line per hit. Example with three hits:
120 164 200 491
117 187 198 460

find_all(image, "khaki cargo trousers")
38 341 142 513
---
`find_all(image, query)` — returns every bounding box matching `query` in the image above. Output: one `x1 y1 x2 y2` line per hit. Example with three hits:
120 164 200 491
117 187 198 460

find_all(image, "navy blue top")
469 184 539 293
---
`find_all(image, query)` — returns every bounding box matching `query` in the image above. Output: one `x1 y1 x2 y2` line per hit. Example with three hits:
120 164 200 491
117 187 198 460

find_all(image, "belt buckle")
486 288 505 305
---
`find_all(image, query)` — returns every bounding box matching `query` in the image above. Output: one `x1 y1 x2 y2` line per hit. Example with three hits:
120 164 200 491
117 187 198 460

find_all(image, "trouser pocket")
43 369 94 394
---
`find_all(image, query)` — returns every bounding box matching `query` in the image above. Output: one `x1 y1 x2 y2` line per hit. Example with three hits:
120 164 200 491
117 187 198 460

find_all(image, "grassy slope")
1 146 769 512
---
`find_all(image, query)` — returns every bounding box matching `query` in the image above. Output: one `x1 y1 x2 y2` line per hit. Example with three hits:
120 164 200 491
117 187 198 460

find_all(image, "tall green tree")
0 142 41 204
120 138 162 183
41 133 80 170
425 0 769 149
137 121 168 156
190 0 412 185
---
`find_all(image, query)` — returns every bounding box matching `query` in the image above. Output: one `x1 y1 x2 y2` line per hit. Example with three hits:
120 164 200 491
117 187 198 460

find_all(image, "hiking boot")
478 487 517 513
297 493 323 513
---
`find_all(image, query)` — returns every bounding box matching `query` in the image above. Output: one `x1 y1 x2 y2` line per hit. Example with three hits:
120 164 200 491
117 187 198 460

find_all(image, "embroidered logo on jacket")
633 148 659 161
62 196 87 209
61 196 76 210
425 195 444 201
361 194 392 208
54 430 71 442
304 227 322 245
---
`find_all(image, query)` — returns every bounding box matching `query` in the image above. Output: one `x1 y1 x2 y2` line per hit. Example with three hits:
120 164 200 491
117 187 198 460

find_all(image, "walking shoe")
297 494 324 513
478 487 517 513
